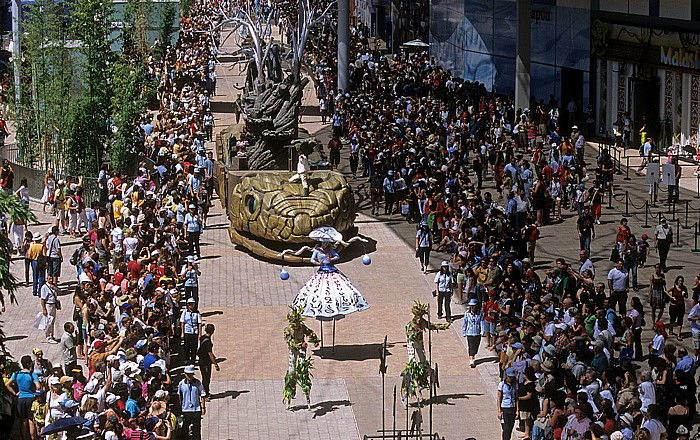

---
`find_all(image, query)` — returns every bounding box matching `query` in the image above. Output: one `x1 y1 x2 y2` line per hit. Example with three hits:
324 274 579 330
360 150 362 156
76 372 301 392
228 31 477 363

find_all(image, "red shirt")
127 260 141 279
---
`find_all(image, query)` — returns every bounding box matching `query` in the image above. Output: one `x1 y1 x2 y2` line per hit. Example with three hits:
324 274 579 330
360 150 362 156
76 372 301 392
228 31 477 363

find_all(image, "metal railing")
364 433 444 440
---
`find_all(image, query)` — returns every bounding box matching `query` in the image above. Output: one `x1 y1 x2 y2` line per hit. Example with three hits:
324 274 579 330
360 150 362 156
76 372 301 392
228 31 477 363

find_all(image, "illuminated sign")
660 45 700 70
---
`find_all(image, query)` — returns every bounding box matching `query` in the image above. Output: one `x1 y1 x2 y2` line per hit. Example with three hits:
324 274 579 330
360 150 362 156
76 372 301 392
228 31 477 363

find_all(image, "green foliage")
400 359 430 398
180 0 194 17
109 61 149 175
0 191 37 363
154 1 177 60
68 0 115 176
296 358 313 394
14 0 74 169
283 371 297 402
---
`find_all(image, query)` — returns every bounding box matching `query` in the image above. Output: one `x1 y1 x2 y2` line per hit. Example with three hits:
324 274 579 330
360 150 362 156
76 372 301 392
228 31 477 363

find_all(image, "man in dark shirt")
0 159 13 193
576 206 595 254
197 324 219 398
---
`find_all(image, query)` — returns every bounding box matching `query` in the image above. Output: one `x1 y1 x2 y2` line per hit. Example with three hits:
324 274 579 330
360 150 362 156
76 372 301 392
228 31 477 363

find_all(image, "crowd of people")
311 34 700 440
0 3 227 440
0 0 698 438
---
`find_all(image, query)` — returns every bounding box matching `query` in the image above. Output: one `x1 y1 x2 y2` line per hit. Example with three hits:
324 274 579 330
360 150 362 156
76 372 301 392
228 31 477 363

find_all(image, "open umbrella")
40 416 87 437
401 39 429 48
308 226 343 243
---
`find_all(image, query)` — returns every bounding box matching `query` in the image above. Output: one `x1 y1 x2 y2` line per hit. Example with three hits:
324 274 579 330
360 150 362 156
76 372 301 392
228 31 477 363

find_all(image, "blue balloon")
280 269 289 280
362 255 371 265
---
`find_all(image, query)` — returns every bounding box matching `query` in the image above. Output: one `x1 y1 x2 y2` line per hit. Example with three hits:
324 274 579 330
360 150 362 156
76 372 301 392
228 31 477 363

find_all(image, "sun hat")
32 232 42 241
541 360 554 372
505 368 516 377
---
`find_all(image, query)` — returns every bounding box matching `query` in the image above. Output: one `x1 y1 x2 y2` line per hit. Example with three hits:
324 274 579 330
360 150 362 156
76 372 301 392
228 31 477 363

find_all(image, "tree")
68 0 115 176
0 191 37 363
288 0 336 83
13 0 74 170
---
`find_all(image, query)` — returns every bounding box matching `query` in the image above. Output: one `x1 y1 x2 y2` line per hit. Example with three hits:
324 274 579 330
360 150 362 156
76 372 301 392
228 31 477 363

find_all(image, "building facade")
429 0 700 148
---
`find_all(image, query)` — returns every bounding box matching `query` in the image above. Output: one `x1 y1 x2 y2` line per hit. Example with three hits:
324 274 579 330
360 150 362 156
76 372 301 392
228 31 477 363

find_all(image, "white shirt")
642 418 666 440
638 380 656 412
579 259 595 277
123 237 138 259
689 303 700 334
110 227 124 253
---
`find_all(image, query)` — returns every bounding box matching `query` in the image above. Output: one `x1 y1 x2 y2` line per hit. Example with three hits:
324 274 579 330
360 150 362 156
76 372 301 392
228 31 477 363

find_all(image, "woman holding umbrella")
291 227 369 318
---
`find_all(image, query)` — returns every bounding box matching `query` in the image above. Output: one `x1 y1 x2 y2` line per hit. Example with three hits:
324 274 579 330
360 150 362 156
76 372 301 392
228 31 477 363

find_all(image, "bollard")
684 201 691 229
694 223 700 252
607 187 613 209
673 218 683 248
624 156 631 180
625 191 629 217
643 202 650 228
696 175 700 199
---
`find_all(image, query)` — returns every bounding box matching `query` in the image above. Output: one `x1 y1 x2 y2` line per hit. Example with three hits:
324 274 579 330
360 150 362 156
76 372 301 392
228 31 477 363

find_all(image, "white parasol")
308 226 344 243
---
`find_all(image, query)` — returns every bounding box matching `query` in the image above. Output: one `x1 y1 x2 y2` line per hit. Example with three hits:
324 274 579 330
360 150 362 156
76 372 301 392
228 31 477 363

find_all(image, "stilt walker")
283 306 320 409
400 300 450 408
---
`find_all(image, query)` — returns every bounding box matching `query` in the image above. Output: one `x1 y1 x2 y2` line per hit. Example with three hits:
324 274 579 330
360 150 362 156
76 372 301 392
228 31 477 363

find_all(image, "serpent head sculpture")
228 171 356 262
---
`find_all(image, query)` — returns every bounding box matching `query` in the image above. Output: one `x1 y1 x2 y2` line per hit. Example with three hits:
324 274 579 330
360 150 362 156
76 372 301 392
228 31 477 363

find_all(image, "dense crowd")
0 3 226 440
0 0 697 438
316 37 698 440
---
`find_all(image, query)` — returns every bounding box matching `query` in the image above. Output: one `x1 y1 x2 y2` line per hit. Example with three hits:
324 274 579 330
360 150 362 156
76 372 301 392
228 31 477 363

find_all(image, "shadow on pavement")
419 392 484 406
312 342 395 361
474 356 499 366
210 389 249 401
290 399 352 418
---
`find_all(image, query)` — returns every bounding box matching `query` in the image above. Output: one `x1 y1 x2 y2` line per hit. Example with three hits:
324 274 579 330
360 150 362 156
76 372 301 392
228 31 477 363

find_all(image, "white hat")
441 261 449 267
32 232 42 241
48 377 60 386
184 365 196 374
467 299 478 306
186 255 196 263
187 297 196 304
84 380 97 393
154 389 168 400
105 393 119 405
571 125 578 129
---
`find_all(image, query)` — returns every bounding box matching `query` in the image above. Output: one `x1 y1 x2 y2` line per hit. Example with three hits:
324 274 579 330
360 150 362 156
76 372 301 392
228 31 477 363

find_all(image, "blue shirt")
11 370 39 399
434 271 453 292
125 398 140 418
498 381 517 408
462 310 483 337
675 355 697 374
180 309 202 335
183 267 198 287
184 213 200 233
178 378 205 412
143 353 158 372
